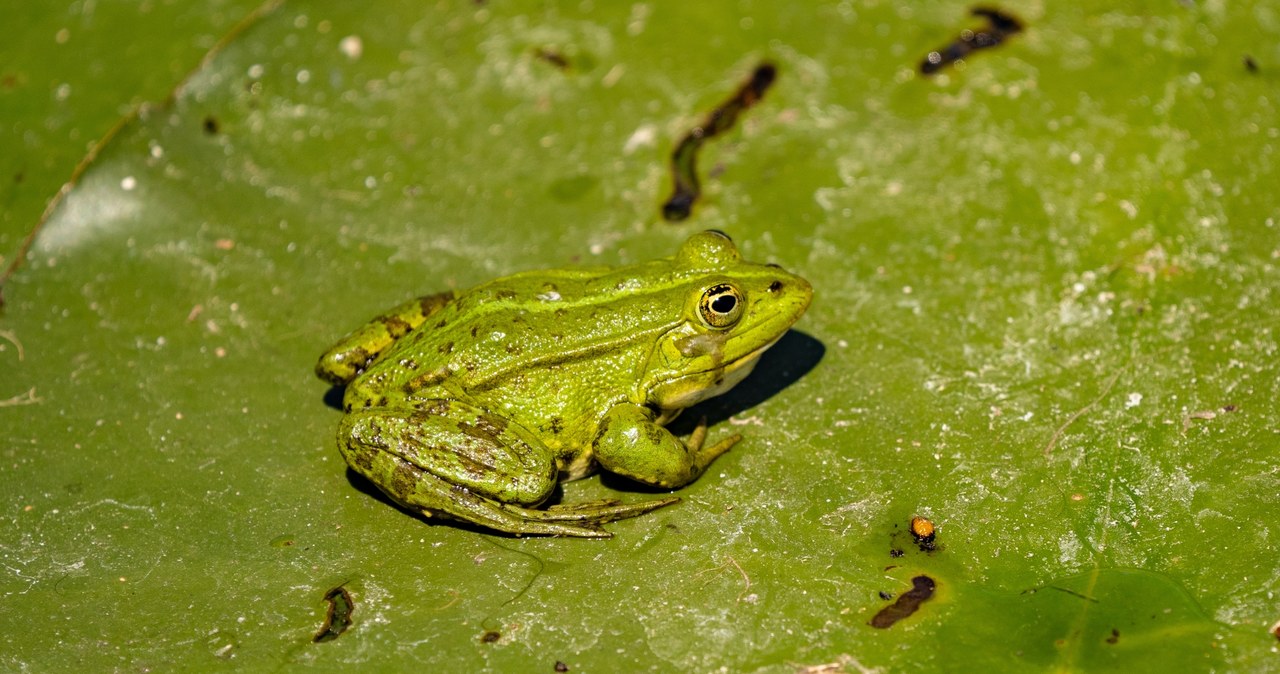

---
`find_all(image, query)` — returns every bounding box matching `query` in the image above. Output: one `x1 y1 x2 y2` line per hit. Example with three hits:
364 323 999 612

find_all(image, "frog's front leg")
592 403 742 488
339 400 674 537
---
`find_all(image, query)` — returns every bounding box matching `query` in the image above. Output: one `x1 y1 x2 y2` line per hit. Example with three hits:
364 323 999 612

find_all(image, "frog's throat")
655 335 780 410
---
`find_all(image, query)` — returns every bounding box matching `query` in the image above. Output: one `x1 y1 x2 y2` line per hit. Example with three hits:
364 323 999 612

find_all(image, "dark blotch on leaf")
662 63 777 222
554 661 570 672
313 585 355 643
203 115 220 135
1106 628 1120 644
919 6 1024 75
869 575 936 628
534 48 570 70
481 630 501 643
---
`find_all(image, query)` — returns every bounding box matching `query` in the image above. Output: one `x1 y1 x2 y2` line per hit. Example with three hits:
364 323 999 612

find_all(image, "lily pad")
3 1 1278 671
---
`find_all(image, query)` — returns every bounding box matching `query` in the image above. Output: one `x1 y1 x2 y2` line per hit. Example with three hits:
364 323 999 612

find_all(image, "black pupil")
711 294 737 314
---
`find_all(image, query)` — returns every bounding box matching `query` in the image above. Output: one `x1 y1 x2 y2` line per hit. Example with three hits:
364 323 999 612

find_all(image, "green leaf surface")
3 1 1279 671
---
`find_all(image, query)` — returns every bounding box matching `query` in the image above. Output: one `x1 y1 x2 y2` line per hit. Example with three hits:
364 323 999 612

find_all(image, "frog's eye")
698 283 746 328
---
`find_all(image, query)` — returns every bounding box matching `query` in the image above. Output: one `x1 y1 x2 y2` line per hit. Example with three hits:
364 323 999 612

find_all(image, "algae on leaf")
2 1 1278 671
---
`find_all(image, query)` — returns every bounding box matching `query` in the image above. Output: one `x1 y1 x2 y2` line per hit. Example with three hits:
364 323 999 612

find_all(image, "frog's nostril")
767 280 783 293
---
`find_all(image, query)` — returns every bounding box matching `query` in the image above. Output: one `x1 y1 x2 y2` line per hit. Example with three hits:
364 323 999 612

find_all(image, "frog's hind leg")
368 452 679 538
316 291 455 386
377 453 621 538
339 404 672 538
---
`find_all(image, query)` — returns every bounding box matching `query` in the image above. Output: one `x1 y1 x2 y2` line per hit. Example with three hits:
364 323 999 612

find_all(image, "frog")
315 230 812 537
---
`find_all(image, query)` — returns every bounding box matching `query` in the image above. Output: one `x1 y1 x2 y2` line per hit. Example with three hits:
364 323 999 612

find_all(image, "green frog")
316 231 812 537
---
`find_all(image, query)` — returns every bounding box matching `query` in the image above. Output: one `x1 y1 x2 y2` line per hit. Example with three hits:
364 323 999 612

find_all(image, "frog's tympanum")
316 231 812 537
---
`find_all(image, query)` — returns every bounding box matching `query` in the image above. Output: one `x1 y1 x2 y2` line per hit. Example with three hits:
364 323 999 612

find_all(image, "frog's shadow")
333 329 824 522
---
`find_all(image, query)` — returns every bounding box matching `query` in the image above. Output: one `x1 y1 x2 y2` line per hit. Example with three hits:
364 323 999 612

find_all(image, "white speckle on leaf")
602 64 625 88
627 3 651 36
1126 392 1143 408
1058 531 1081 564
339 35 363 60
623 124 657 155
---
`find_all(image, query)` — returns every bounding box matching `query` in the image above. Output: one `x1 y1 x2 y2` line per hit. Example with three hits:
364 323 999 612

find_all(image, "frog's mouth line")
659 333 781 391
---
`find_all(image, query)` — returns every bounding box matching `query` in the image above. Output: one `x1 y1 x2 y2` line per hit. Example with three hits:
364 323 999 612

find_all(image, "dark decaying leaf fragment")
920 7 1023 75
662 63 777 222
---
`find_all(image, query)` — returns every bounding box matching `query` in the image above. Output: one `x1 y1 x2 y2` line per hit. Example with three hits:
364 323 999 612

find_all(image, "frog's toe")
521 496 681 523
543 498 623 513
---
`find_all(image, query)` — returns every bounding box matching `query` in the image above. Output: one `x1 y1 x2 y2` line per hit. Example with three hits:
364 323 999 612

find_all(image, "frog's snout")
763 270 813 315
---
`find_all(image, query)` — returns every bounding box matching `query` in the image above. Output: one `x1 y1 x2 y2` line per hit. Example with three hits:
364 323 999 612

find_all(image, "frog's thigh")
592 403 725 488
339 400 558 507
316 292 454 386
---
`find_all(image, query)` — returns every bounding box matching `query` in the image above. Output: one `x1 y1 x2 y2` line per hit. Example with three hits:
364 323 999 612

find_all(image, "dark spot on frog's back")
420 292 452 315
495 290 517 300
380 314 413 337
402 368 449 395
548 416 565 434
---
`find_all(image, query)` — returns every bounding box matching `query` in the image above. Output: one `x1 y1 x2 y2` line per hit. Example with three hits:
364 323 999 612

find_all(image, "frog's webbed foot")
434 491 680 538
519 496 681 522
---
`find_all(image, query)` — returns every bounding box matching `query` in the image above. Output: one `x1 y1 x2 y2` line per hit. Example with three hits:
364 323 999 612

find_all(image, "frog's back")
348 261 688 408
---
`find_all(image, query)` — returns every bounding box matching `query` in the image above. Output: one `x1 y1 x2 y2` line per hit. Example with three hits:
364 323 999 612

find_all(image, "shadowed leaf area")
2 1 1277 671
